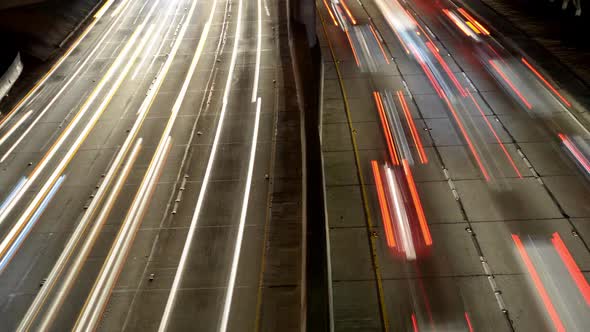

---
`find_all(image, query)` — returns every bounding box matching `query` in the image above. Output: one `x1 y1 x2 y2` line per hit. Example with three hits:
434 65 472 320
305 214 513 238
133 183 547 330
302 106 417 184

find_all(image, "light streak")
465 312 474 332
397 91 427 163
157 0 244 327
94 0 115 19
512 234 565 332
402 159 431 246
0 110 32 147
369 25 389 64
551 232 590 306
443 9 476 38
374 92 399 165
488 60 532 109
323 0 339 26
457 8 490 35
558 133 590 174
251 0 263 102
27 139 142 332
411 313 419 332
0 178 26 218
371 161 396 248
220 97 263 332
521 58 571 107
426 41 466 96
0 175 64 272
386 166 415 260
339 0 357 25
345 30 361 67
466 90 522 178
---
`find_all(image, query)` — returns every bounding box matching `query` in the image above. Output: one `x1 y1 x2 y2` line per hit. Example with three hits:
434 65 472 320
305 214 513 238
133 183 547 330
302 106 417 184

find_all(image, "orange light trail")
467 90 522 178
512 234 566 332
323 0 338 26
374 92 400 165
402 159 432 246
465 21 481 34
339 0 357 25
559 133 590 174
457 8 490 35
441 94 491 181
465 312 474 332
426 41 466 96
369 24 390 64
397 91 428 163
521 58 571 107
551 232 590 306
443 9 473 37
345 30 360 67
371 161 397 248
488 60 532 109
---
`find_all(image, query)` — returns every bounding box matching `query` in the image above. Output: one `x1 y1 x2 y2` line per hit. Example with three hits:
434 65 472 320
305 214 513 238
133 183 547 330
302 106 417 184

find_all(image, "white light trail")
157 0 245 327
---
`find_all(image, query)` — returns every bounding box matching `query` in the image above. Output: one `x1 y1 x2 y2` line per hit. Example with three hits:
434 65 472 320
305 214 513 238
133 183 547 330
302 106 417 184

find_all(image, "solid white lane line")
219 97 262 332
251 0 263 103
157 0 245 327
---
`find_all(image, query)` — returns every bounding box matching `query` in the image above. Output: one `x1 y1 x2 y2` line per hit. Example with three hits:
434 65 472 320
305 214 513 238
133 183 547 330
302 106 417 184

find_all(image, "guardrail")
0 52 23 105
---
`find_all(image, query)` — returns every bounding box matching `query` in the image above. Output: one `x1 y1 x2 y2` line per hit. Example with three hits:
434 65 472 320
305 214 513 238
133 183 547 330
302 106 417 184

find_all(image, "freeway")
0 0 303 331
318 0 590 331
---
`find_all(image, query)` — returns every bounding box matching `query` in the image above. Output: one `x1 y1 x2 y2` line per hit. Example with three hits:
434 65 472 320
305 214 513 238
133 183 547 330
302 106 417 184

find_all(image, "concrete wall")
0 52 23 104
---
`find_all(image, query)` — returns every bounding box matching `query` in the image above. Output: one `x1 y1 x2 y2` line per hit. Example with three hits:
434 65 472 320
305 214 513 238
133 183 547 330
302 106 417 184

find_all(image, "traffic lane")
322 2 590 330
0 0 216 328
111 6 279 327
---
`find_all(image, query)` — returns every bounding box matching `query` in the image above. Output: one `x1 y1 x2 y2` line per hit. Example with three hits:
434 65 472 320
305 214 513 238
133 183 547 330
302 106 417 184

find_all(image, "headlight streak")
0 13 156 269
385 164 416 260
157 0 243 326
0 110 32 147
0 175 64 272
74 137 171 332
0 177 26 218
382 91 414 165
21 139 142 332
456 8 490 35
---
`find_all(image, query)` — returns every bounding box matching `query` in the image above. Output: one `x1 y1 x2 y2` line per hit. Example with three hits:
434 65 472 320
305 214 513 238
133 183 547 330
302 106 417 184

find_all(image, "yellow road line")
317 6 391 332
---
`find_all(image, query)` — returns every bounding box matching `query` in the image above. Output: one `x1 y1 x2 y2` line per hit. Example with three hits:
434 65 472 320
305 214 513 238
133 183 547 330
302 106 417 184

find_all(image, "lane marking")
220 98 263 332
156 0 244 327
318 6 390 331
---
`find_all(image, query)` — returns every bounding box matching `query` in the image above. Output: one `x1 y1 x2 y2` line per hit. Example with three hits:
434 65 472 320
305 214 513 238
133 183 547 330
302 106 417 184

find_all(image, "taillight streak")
374 92 400 165
345 30 361 66
521 58 571 107
488 60 532 109
466 90 522 178
371 161 397 248
369 24 390 63
465 312 474 332
402 159 431 246
339 0 356 25
551 232 590 306
457 8 490 35
397 91 427 163
558 133 590 174
512 234 566 332
323 0 339 26
426 41 466 96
